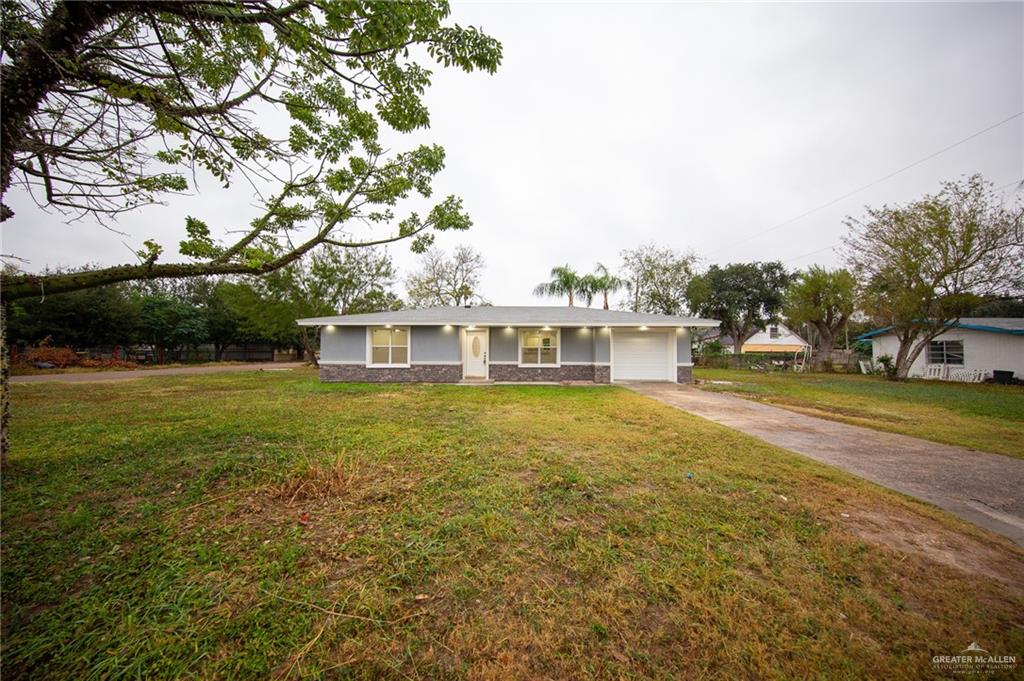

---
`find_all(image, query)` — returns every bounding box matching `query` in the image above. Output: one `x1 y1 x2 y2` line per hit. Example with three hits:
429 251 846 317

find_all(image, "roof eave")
296 319 721 328
857 323 1024 340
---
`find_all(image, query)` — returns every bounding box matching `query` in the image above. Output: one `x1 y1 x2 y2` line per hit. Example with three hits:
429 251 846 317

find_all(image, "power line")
707 111 1024 259
781 175 1023 267
784 244 836 265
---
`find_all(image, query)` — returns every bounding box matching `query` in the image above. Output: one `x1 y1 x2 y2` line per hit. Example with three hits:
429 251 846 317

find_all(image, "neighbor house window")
519 329 559 366
769 325 780 339
927 340 963 365
369 327 410 366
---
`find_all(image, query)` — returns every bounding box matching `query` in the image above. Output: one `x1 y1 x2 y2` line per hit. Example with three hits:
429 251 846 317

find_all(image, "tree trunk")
893 335 915 379
214 343 225 361
300 328 318 367
732 337 744 355
1 302 10 468
602 292 609 310
897 332 941 379
812 328 835 372
568 292 574 307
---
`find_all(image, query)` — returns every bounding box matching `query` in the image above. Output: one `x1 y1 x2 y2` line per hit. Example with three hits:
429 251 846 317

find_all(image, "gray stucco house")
297 306 719 384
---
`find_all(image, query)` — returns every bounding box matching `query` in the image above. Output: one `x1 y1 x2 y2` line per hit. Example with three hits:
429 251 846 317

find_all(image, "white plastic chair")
949 368 986 383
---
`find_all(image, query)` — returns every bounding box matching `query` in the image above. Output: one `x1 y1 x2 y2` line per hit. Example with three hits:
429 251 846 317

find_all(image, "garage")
611 329 675 381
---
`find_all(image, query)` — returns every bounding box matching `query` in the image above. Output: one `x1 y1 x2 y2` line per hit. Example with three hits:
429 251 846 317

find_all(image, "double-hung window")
519 329 559 366
369 327 410 367
927 340 964 365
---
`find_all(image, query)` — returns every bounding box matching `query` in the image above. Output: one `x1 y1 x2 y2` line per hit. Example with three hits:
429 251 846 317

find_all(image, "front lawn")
695 368 1024 459
4 370 1022 679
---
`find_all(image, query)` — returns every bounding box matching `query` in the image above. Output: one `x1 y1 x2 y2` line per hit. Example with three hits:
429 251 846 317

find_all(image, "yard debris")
414 593 431 601
298 511 311 525
779 495 788 502
687 472 695 479
840 513 850 518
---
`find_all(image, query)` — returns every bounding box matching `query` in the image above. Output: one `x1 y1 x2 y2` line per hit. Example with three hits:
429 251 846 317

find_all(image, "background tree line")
5 243 493 362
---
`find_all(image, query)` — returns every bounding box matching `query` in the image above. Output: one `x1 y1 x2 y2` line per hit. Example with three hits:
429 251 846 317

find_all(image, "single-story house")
859 317 1024 380
696 323 809 354
739 323 809 353
296 306 720 384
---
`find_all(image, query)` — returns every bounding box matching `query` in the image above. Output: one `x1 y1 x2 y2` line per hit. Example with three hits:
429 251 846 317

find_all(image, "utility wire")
781 176 1023 267
707 111 1024 259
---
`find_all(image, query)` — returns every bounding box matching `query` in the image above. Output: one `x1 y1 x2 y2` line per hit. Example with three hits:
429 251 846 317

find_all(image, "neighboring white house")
860 318 1024 380
741 323 810 354
697 323 809 354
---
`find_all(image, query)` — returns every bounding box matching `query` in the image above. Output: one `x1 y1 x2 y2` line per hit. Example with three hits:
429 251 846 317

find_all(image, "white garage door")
612 331 672 381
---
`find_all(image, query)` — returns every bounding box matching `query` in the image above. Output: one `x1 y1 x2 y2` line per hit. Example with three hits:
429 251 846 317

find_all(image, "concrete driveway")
11 362 307 383
627 382 1024 545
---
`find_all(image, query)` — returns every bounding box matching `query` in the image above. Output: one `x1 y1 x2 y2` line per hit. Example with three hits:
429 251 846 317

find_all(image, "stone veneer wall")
677 365 693 383
320 364 462 383
319 363 676 384
489 364 596 382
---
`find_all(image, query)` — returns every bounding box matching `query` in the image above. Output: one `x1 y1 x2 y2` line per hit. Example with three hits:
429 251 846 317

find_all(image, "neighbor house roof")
296 306 720 328
857 317 1024 340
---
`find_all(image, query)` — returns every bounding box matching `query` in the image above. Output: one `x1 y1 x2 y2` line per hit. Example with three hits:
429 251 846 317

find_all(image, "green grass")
4 369 1023 679
695 368 1024 459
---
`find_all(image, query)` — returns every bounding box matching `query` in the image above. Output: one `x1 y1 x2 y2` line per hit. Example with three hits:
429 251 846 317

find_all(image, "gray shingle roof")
296 306 720 328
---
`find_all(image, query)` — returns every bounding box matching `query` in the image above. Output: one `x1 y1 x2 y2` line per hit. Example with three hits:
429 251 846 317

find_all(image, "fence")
80 344 282 364
697 349 865 373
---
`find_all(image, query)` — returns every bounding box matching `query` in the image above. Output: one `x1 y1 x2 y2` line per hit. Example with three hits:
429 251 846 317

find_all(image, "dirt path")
11 362 308 383
627 382 1024 546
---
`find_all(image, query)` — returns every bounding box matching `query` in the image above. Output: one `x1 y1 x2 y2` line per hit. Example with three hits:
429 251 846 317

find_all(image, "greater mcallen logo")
932 642 1018 675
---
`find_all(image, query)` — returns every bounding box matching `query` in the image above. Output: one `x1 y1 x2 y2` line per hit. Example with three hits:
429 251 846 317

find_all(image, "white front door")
464 328 488 378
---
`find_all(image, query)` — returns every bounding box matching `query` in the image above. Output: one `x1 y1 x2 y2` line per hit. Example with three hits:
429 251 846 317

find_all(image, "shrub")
875 354 899 380
700 340 726 357
14 340 79 368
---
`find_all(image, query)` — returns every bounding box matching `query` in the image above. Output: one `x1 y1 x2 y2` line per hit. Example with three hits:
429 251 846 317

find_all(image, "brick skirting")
319 363 462 383
318 363 680 384
489 364 596 382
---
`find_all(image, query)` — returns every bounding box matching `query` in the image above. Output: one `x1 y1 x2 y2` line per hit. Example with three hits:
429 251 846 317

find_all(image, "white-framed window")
769 325 780 339
927 340 964 365
518 328 560 366
368 326 410 367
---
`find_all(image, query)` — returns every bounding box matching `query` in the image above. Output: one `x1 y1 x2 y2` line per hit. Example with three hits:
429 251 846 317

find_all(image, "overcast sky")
3 1 1022 307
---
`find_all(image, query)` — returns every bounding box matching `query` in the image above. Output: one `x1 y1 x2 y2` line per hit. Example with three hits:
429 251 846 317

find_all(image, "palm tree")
588 263 624 309
534 265 586 306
